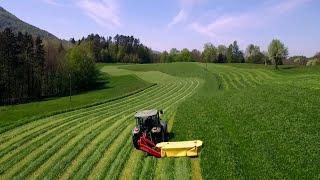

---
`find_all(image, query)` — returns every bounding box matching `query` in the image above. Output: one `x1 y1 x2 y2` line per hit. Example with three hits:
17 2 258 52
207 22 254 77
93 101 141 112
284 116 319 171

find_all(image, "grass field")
0 63 319 179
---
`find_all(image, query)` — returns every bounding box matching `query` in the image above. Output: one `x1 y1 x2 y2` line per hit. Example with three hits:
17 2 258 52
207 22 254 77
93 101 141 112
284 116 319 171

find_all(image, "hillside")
0 6 57 39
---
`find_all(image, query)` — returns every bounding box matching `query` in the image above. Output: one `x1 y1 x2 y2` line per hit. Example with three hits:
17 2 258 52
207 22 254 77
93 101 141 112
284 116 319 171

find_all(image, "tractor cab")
134 109 163 132
132 109 167 150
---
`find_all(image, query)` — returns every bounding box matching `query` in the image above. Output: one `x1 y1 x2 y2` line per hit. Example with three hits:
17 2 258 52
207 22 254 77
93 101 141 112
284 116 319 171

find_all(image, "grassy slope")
0 74 152 133
122 62 320 179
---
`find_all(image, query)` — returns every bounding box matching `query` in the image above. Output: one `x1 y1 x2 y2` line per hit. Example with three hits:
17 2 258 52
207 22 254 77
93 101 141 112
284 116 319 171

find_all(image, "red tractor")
132 109 168 157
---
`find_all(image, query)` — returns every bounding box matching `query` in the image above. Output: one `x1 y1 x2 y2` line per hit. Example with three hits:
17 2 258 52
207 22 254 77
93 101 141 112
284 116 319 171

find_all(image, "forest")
1 27 320 104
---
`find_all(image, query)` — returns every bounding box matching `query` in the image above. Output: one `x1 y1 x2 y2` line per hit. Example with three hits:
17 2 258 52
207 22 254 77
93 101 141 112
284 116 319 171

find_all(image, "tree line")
69 34 156 64
0 28 99 104
156 40 290 69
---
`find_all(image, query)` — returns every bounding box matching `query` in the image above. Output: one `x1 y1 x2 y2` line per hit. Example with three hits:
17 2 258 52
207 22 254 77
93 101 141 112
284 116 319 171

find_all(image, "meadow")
0 63 319 179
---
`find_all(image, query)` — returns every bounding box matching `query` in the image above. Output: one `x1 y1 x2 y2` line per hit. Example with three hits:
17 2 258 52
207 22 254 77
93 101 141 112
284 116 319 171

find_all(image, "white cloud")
42 0 62 6
167 0 203 28
167 9 188 28
76 0 121 28
190 0 312 38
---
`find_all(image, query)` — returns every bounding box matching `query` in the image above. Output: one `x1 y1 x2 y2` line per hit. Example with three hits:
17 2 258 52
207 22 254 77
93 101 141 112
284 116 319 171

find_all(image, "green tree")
191 49 201 62
268 39 288 69
160 51 169 63
202 43 217 63
180 48 192 62
227 41 244 63
217 45 227 63
245 44 264 64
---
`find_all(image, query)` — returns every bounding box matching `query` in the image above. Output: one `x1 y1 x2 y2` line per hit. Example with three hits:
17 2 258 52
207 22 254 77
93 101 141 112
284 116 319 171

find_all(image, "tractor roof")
135 109 158 118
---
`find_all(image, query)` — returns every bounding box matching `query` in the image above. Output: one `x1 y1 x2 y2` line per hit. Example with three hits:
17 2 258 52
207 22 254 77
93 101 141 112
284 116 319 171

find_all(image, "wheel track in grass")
0 64 201 180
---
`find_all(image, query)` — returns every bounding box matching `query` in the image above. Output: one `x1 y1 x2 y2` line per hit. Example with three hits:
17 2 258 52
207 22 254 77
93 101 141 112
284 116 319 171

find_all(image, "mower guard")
156 140 203 157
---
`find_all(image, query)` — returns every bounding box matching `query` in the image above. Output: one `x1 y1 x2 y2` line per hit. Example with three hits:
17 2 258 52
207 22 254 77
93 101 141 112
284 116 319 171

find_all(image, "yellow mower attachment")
156 140 203 157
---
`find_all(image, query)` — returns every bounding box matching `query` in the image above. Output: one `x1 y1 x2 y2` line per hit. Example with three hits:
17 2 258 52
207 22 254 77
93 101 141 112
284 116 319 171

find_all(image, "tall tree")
217 45 227 63
227 41 244 63
202 43 217 63
268 39 288 69
245 44 264 64
180 48 192 62
191 49 201 62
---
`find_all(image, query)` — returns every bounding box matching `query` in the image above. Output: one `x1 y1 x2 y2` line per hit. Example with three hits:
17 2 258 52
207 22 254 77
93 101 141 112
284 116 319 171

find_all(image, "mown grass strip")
138 157 157 180
228 71 246 89
67 124 133 180
0 82 174 156
0 83 168 145
42 121 132 180
103 138 134 180
191 158 202 180
27 81 184 178
0 83 156 135
119 150 144 180
87 80 191 179
174 157 192 180
6 118 117 179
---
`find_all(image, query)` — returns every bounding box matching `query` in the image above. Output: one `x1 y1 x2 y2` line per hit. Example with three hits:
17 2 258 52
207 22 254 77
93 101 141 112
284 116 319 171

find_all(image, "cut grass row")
0 73 200 180
1 81 185 177
0 74 152 134
0 81 176 151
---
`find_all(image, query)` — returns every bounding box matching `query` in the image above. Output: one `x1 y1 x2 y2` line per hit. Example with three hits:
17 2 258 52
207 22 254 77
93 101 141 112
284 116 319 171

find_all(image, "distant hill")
0 6 58 39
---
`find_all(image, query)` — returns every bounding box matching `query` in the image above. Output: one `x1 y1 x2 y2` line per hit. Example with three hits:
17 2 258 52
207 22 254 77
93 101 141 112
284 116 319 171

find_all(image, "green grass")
0 62 319 179
0 74 152 134
120 62 320 179
0 64 199 179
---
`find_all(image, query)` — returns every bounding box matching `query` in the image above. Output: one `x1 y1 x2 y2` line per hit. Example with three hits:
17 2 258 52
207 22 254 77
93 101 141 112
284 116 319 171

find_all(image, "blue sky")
1 0 319 56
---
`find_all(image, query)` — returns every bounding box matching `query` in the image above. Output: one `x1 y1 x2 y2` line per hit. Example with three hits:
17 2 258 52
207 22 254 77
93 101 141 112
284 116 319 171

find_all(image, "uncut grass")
123 63 320 179
175 72 320 178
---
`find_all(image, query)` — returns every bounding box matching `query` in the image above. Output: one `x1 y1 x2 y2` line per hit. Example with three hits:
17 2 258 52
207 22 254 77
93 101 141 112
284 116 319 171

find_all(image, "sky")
0 0 319 56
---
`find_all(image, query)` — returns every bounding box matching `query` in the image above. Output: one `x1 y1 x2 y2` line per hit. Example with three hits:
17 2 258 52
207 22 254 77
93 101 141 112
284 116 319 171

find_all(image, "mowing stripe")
88 79 198 179
87 80 193 179
174 157 192 180
0 82 176 156
0 82 172 146
119 150 143 180
0 76 200 179
0 83 175 169
103 137 134 180
69 124 133 180
191 158 202 180
26 80 187 178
